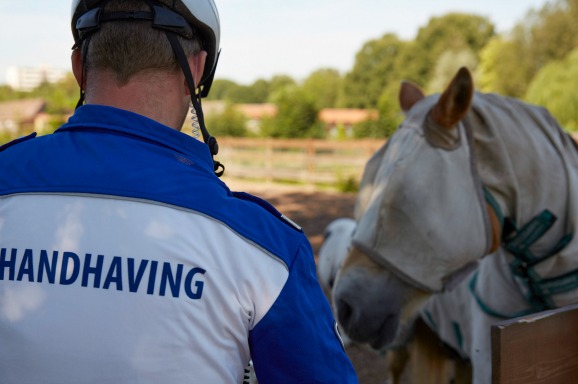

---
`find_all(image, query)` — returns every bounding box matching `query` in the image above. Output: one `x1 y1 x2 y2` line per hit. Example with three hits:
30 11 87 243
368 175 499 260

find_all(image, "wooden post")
491 303 578 384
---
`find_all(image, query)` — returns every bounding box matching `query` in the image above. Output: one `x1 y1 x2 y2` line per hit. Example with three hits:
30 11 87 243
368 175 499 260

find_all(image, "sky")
0 0 552 86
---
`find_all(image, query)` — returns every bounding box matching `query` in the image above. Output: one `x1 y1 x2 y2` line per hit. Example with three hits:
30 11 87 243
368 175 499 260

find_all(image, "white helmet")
70 0 221 91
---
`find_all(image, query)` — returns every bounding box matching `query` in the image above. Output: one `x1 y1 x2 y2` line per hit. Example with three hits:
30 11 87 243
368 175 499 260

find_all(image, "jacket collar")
58 104 214 172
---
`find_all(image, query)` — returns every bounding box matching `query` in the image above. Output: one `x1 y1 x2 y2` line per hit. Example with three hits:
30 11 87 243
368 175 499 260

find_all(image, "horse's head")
332 67 502 349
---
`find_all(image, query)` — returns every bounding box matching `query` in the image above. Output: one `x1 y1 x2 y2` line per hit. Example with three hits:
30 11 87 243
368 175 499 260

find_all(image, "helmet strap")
163 31 224 177
74 33 93 110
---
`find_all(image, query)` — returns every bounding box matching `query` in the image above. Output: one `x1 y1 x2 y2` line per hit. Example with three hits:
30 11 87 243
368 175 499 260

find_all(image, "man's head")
70 0 224 174
70 0 220 90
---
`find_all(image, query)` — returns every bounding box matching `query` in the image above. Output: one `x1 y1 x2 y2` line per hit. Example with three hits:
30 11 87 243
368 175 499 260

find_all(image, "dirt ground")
229 181 390 384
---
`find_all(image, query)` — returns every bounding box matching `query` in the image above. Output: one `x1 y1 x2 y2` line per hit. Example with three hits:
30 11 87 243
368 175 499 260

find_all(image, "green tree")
478 34 535 97
225 81 266 104
205 103 248 137
0 85 27 101
341 33 407 109
529 0 578 65
411 13 495 86
352 119 382 138
479 0 578 98
353 83 403 139
245 79 270 103
377 83 405 137
525 48 578 131
0 73 78 115
391 40 426 86
34 73 79 114
261 86 323 138
267 75 297 101
301 68 342 109
428 48 478 93
207 79 242 101
209 76 296 104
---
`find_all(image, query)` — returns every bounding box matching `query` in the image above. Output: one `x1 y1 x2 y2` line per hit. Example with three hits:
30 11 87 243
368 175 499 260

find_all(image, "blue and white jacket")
0 105 358 384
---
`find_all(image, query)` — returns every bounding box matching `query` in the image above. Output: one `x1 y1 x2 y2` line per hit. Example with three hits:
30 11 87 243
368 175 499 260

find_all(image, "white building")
6 66 68 92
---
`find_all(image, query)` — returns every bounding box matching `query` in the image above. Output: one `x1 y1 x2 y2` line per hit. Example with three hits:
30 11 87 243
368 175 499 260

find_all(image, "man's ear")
185 50 208 95
71 49 84 87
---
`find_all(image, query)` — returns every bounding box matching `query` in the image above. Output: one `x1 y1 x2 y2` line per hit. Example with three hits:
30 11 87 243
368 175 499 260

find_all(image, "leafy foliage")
478 0 578 97
0 130 19 146
205 103 248 137
340 13 494 110
34 73 80 114
0 73 78 114
0 85 28 102
208 78 268 103
268 75 297 99
207 75 296 104
525 48 578 130
428 48 478 93
301 68 342 109
528 0 578 65
207 79 243 101
340 33 407 109
413 13 495 79
353 83 403 139
260 86 323 138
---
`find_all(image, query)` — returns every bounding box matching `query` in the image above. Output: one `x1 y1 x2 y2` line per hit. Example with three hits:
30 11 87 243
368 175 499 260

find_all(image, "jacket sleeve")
249 241 359 384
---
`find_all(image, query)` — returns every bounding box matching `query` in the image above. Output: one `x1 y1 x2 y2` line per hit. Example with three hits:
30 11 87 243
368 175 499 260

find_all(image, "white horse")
333 67 578 383
318 218 357 295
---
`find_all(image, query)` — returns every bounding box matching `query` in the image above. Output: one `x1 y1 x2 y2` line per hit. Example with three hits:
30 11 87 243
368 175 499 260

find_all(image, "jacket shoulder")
0 132 37 152
232 191 302 232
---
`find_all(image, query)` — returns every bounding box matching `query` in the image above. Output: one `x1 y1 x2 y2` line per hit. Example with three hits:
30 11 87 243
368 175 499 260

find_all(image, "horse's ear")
399 81 425 113
430 67 474 129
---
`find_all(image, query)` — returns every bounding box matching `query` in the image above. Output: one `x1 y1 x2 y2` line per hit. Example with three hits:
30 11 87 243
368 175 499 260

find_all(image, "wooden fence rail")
492 303 578 384
216 137 384 188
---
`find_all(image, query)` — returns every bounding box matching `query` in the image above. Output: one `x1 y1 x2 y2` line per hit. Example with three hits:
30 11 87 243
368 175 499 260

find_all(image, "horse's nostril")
336 298 353 328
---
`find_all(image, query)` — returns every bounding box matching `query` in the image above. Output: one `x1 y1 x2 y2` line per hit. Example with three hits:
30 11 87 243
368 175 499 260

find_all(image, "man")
0 1 358 383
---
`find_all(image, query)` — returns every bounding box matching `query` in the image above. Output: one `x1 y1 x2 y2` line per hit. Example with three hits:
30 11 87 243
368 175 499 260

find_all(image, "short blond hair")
82 0 202 85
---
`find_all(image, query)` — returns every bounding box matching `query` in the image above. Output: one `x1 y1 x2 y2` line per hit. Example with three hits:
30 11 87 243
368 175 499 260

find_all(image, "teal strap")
530 261 578 296
504 210 556 262
504 210 575 311
483 187 504 226
510 232 573 278
452 321 464 352
469 271 535 319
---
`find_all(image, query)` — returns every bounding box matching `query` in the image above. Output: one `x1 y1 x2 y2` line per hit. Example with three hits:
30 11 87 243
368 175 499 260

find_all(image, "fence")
491 303 578 383
216 137 384 189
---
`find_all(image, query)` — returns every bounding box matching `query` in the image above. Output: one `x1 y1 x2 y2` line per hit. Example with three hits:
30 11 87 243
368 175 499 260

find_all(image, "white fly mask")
352 96 495 292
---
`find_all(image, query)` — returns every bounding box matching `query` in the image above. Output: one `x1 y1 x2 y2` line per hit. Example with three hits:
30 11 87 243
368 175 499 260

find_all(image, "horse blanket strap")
468 271 535 319
470 208 576 318
483 187 504 227
504 210 575 311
